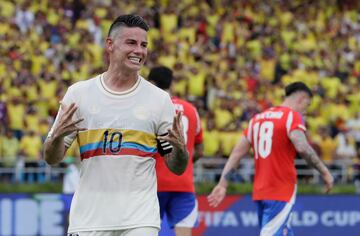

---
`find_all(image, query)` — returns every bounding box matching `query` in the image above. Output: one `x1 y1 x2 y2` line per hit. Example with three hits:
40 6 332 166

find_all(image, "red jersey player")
208 82 333 236
148 66 204 236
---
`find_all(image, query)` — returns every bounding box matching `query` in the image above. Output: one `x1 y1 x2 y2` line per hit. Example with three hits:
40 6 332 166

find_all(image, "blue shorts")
256 200 294 236
157 192 198 228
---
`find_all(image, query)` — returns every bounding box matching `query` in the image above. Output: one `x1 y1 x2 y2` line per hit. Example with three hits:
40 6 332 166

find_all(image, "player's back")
156 97 203 192
245 106 306 202
172 97 202 157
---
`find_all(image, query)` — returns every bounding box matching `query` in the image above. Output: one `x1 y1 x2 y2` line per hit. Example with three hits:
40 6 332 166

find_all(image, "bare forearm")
219 136 250 187
164 145 189 175
298 146 329 175
44 137 66 165
290 130 330 175
219 157 241 188
290 130 333 192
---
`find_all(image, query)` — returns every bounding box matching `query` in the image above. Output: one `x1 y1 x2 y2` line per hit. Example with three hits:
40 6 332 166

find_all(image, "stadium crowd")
0 0 359 185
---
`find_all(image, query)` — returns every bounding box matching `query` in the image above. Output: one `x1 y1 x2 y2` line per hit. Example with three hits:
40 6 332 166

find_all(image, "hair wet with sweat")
108 14 149 38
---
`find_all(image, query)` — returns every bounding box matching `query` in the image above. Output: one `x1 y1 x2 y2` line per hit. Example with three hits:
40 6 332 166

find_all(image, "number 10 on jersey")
102 130 123 154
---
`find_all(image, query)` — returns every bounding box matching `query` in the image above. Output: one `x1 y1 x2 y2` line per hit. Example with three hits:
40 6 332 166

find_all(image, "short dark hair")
108 14 149 37
285 81 313 97
148 66 173 90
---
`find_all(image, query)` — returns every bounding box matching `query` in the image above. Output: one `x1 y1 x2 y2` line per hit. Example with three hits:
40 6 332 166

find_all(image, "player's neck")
281 99 295 110
103 69 139 92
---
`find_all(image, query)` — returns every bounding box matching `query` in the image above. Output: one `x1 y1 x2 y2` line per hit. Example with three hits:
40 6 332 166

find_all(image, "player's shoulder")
172 97 187 106
268 106 304 127
172 97 200 116
67 75 99 92
269 106 289 112
273 106 303 119
252 106 292 122
172 97 197 110
267 106 294 116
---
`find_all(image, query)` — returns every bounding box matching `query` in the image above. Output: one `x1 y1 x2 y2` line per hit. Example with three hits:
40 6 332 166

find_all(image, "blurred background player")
44 15 188 236
208 82 333 236
149 66 203 236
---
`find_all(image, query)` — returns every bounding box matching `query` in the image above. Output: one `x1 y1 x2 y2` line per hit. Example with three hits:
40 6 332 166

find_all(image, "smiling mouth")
128 57 141 63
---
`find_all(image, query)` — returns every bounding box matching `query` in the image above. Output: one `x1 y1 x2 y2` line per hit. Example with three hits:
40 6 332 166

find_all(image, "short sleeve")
286 110 306 135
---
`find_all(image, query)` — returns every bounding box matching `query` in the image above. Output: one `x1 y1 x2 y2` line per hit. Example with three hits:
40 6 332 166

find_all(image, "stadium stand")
0 0 359 186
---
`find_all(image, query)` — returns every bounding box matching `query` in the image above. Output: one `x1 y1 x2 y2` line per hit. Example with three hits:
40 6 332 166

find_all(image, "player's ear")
105 38 113 52
295 93 305 103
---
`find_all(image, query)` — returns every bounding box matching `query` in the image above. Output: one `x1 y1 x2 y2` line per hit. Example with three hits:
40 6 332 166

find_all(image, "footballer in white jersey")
49 74 175 233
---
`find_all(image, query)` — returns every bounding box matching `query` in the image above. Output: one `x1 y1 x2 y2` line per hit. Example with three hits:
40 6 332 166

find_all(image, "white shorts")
68 227 159 236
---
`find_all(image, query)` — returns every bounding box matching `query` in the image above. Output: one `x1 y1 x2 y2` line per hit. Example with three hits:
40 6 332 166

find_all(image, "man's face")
297 92 311 115
106 27 148 72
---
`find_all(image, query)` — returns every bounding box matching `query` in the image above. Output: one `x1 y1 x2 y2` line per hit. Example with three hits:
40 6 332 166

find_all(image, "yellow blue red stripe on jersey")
78 129 158 160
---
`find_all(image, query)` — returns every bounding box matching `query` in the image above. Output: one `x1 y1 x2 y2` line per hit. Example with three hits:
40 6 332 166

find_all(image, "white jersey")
50 74 175 232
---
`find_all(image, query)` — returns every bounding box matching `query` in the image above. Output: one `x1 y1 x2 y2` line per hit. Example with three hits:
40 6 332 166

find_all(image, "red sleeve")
194 109 203 145
287 110 306 134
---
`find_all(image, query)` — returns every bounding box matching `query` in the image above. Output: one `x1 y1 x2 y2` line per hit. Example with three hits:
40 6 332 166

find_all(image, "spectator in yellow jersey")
317 127 338 165
6 97 25 139
203 116 221 158
20 130 43 183
0 130 20 182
